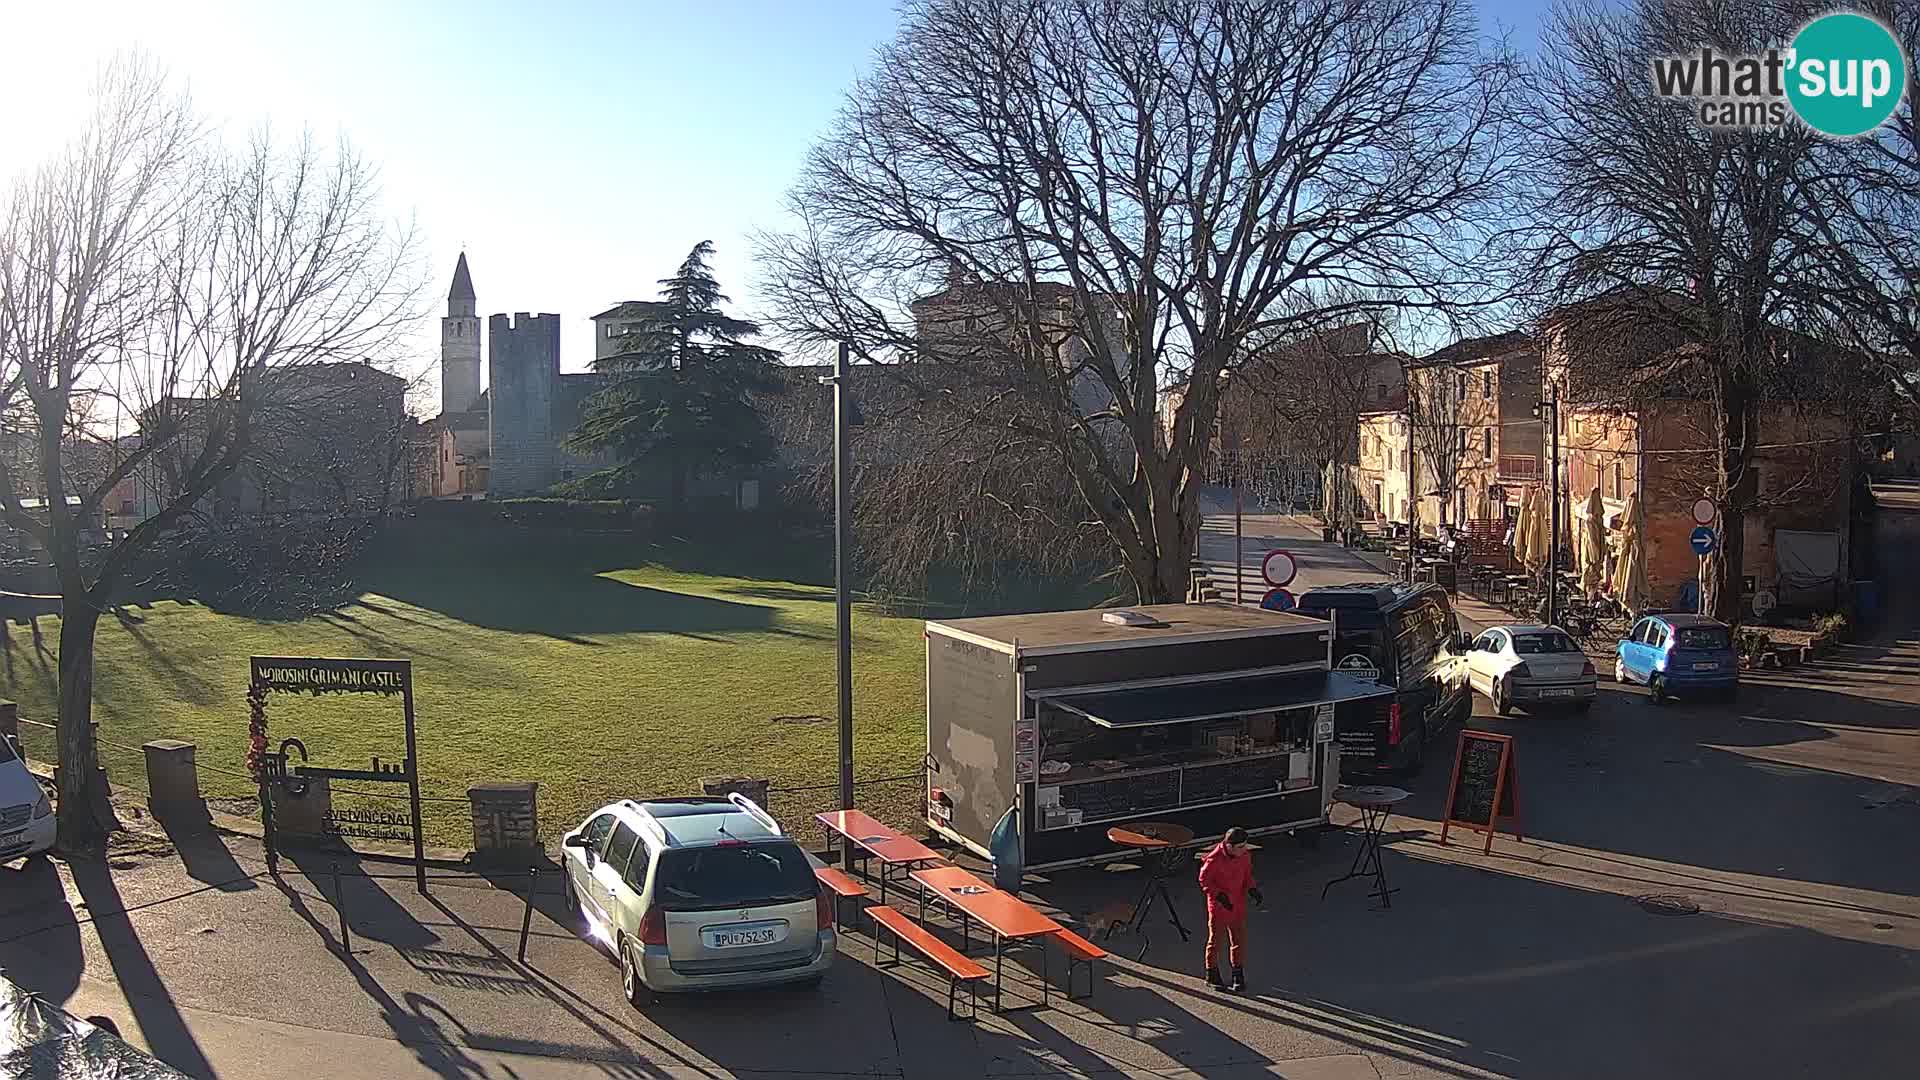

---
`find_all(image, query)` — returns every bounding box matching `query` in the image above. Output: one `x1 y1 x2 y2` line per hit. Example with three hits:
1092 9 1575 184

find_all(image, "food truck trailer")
923 602 1395 868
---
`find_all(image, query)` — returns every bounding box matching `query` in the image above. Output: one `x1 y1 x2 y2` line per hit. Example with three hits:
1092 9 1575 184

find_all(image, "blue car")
1614 613 1739 704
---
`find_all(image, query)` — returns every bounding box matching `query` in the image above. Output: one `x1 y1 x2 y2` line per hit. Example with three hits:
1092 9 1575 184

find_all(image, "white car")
0 735 56 864
1463 625 1597 715
559 794 834 1005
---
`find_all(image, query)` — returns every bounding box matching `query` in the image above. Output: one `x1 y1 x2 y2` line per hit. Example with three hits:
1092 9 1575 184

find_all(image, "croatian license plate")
0 831 24 853
1540 688 1576 698
1693 662 1719 671
703 923 783 949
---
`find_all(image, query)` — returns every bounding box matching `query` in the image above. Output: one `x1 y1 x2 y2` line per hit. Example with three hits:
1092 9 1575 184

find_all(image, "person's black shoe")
1231 967 1246 993
1204 967 1225 990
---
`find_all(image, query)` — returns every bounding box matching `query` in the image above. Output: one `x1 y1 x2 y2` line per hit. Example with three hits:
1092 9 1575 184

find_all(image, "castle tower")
488 312 561 494
440 253 483 415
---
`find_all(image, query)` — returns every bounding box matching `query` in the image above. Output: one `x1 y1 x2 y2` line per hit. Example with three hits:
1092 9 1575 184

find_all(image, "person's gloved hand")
1249 888 1265 907
1214 892 1232 911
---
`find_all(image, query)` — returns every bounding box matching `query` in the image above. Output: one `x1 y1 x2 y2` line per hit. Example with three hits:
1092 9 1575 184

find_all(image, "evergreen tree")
567 241 781 510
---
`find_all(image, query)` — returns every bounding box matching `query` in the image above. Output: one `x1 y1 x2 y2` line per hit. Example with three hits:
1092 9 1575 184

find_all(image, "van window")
0 736 15 763
1391 592 1456 683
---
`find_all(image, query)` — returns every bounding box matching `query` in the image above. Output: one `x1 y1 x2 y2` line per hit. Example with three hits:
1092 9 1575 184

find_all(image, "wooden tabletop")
1106 821 1195 850
814 810 944 865
910 865 1062 939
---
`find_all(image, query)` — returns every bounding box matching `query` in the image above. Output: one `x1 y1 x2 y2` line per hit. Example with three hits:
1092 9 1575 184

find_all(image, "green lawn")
3 521 967 847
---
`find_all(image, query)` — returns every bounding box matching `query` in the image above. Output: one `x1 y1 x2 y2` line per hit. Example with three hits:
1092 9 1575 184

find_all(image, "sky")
0 0 1558 409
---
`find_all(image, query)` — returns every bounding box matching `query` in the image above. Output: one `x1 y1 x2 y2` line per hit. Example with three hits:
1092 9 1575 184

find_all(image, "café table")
815 810 946 905
911 864 1063 1012
1103 821 1194 959
1322 785 1410 909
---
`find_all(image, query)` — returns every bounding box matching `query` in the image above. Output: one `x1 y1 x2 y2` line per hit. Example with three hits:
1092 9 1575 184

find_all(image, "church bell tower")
440 252 483 414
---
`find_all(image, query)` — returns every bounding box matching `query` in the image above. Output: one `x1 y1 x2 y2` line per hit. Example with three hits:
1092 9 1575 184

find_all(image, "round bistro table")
1322 786 1410 909
1105 821 1195 957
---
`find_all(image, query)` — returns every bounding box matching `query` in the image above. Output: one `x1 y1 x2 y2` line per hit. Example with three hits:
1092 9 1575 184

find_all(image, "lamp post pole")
833 342 855 812
1547 381 1562 628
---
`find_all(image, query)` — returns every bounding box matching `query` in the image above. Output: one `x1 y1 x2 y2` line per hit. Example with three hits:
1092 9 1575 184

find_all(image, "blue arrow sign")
1690 526 1716 556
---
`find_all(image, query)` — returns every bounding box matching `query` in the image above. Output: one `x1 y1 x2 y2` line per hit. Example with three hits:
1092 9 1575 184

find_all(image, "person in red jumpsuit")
1197 826 1264 991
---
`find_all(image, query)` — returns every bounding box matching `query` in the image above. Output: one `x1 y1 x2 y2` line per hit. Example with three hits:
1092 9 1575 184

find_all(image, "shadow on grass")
362 570 794 645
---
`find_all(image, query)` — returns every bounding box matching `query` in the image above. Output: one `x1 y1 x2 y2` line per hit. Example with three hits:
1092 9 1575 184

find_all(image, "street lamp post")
825 342 856 811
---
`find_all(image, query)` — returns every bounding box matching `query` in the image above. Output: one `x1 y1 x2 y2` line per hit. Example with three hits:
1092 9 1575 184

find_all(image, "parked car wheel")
1493 679 1514 717
1649 675 1667 705
621 938 651 1009
1613 657 1627 684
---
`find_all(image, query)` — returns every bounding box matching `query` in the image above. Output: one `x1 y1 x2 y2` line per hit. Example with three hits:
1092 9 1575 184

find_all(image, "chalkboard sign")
1054 767 1180 823
1182 755 1288 805
1440 730 1521 853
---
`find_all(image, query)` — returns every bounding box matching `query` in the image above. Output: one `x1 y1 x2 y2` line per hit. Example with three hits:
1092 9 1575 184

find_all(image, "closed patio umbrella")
1581 487 1607 596
1511 487 1535 567
1611 491 1645 614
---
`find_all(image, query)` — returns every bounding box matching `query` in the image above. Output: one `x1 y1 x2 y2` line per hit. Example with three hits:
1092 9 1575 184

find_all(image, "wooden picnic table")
911 864 1063 1012
815 810 945 904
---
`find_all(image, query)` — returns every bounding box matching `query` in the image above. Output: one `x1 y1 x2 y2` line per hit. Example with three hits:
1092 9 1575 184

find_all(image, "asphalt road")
1 494 1915 1078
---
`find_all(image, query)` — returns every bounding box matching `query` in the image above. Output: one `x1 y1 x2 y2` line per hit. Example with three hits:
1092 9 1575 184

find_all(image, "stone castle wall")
488 313 560 495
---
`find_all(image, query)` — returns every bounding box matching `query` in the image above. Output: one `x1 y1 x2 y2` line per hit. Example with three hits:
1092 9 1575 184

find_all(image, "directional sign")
1261 549 1298 588
1260 587 1296 612
1690 526 1716 556
1753 589 1778 617
1691 498 1716 525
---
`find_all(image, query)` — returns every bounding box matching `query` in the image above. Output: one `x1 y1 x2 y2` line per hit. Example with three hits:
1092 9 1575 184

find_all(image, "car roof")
1652 613 1726 629
619 797 786 848
1296 581 1441 612
1491 624 1561 636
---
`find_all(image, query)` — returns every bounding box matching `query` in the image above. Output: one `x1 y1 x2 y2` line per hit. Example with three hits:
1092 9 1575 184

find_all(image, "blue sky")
1 0 1558 406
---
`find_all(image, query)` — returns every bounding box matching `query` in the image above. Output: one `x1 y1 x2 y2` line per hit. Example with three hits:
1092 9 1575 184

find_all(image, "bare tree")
757 0 1518 603
1406 362 1472 529
1520 0 1872 623
0 57 422 850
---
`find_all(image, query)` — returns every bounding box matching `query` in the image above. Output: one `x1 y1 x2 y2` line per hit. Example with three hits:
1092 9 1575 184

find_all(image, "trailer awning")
1047 670 1390 728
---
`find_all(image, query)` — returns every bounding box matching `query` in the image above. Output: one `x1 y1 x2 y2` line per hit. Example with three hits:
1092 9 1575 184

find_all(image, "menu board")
1182 755 1288 805
1055 768 1180 820
1441 730 1521 853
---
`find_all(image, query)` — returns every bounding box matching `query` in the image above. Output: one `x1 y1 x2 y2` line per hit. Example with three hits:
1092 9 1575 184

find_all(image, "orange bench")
866 904 989 1021
1050 927 1108 1001
814 865 868 928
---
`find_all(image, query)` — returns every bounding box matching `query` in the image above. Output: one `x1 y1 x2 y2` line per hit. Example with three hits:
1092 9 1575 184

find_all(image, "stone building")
420 255 612 498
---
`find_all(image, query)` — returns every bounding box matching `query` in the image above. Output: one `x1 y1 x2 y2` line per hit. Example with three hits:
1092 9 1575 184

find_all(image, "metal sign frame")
250 656 425 893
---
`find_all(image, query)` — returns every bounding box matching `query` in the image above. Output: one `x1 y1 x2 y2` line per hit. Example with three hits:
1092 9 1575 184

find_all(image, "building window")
1482 428 1492 457
1456 372 1467 399
1483 370 1493 397
1610 461 1623 500
1376 382 1387 401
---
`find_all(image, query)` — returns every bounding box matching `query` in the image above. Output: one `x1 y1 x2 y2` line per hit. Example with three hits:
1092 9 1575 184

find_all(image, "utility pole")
832 342 855 811
1404 386 1417 583
1547 379 1562 628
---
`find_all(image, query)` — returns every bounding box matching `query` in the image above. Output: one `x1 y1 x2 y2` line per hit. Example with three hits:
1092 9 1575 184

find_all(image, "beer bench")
867 905 990 1021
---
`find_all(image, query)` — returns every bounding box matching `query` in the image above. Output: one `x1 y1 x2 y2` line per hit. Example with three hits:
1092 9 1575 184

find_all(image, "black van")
1294 581 1470 777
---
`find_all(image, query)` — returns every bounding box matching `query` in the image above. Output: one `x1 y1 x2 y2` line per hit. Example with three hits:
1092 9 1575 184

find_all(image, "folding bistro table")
911 864 1062 1012
1321 785 1409 909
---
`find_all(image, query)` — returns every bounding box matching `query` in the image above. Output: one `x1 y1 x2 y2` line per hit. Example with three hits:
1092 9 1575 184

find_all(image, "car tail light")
1387 703 1403 746
816 888 834 930
1582 659 1596 676
638 908 668 946
1512 662 1532 678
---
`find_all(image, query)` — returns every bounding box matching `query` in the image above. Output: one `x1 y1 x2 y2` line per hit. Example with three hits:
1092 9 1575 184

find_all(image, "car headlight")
32 792 51 819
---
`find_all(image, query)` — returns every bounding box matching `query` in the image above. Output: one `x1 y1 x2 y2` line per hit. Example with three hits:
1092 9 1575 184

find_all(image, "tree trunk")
54 600 110 852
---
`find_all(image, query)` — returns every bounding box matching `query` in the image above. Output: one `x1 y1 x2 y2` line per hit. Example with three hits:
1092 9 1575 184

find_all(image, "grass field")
4 519 1096 847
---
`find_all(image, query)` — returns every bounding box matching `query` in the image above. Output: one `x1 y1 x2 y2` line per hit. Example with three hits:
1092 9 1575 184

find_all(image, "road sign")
1690 526 1716 556
1753 589 1778 617
1261 549 1298 587
1691 498 1715 525
1260 587 1296 612
1335 652 1378 680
